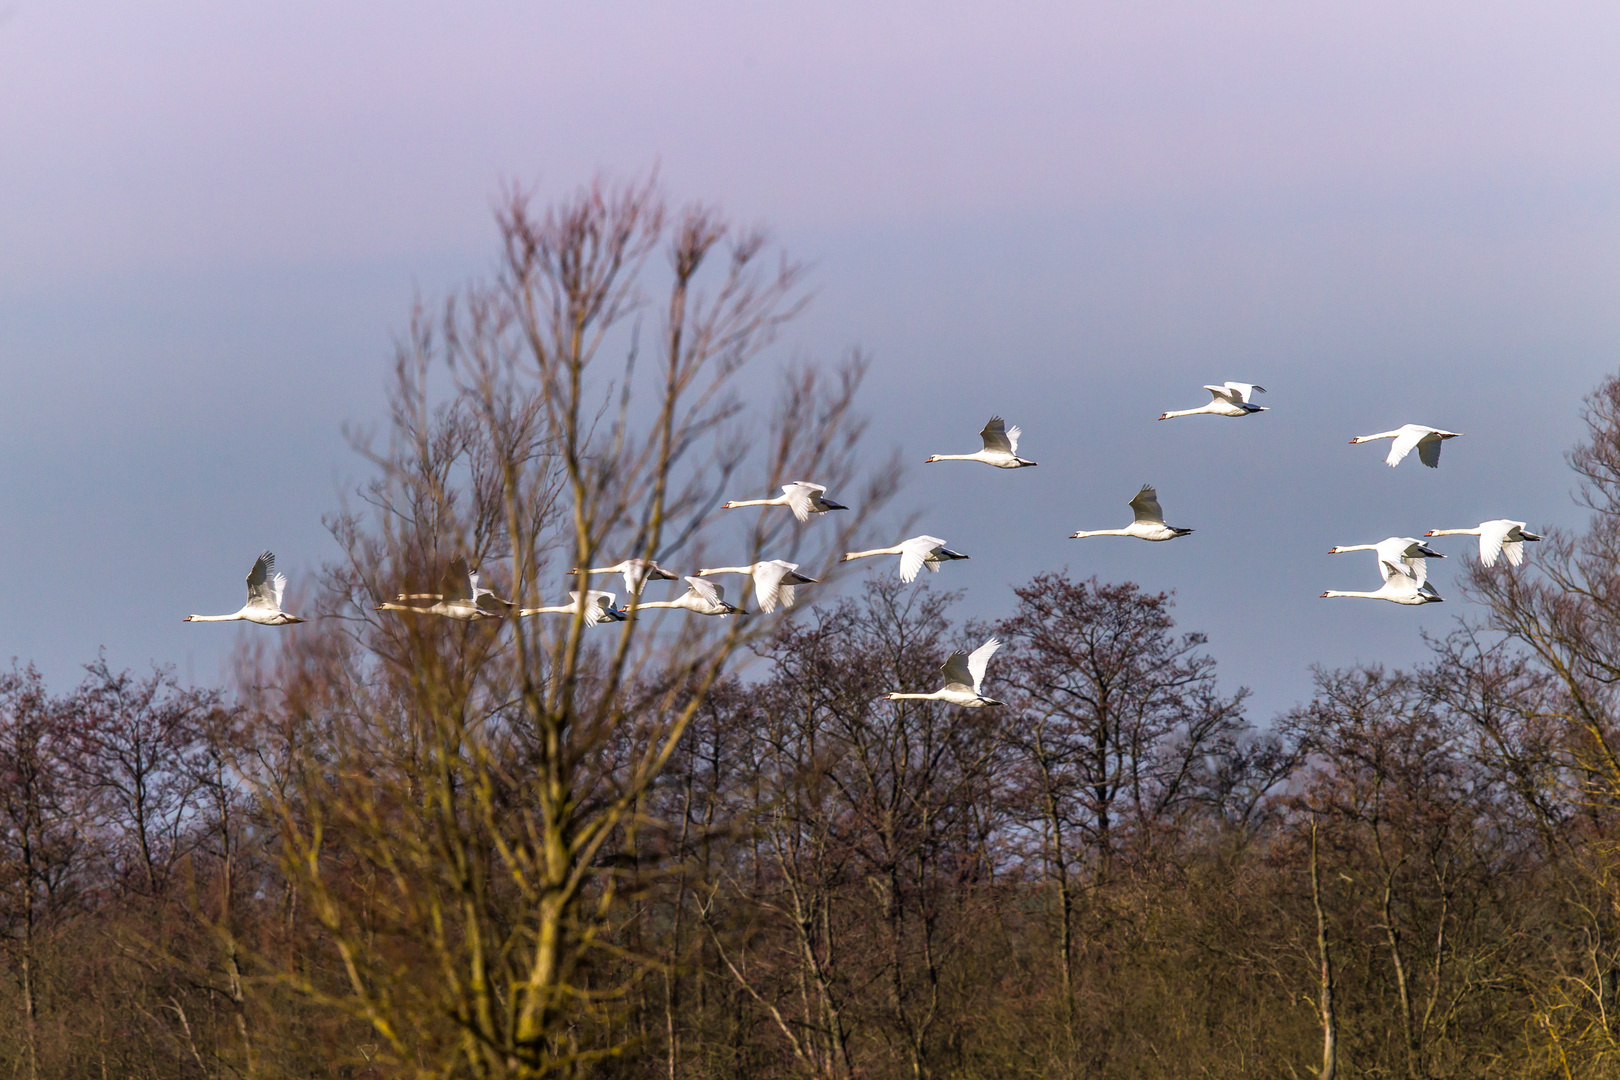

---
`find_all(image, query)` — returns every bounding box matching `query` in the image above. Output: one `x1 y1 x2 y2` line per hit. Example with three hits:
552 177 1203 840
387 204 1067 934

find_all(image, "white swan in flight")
1328 537 1446 587
697 560 818 613
184 551 305 625
1070 485 1193 541
841 535 971 583
1349 424 1462 468
1321 562 1445 605
722 481 848 522
569 558 679 596
1424 520 1543 567
925 416 1037 468
1158 383 1268 420
376 557 511 620
634 576 745 617
519 590 626 626
883 638 1004 708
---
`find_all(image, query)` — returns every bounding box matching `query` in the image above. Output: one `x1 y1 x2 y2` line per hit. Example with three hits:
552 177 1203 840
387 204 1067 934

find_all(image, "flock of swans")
182 386 1542 707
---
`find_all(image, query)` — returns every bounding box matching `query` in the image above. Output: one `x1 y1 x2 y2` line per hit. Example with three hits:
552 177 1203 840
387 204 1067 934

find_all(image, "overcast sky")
2 2 1618 716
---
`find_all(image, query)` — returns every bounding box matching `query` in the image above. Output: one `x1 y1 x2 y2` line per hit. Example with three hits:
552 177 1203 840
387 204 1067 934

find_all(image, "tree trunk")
1311 824 1337 1080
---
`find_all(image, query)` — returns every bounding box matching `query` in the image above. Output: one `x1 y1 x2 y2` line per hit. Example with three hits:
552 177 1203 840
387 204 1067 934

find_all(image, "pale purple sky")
2 2 1618 714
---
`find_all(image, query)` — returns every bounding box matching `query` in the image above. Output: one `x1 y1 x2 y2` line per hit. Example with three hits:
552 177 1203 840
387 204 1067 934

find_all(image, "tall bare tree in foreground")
252 177 883 1078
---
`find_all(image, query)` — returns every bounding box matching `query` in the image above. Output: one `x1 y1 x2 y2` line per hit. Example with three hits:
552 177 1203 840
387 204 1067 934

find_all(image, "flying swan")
376 557 512 620
697 560 818 613
184 551 305 625
1349 424 1462 468
1327 537 1446 587
842 535 971 583
1158 382 1268 420
925 416 1037 468
519 590 626 626
1424 520 1543 567
882 637 1004 708
569 558 680 596
1321 560 1444 605
1070 485 1193 541
722 482 848 522
634 576 745 617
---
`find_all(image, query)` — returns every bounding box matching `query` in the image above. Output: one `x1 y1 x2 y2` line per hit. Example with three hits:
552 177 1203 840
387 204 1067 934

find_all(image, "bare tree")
252 176 884 1079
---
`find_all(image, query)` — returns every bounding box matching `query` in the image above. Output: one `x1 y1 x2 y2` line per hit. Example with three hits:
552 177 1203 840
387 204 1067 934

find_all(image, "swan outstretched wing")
899 536 945 584
686 576 725 607
979 416 1015 455
569 590 618 626
1223 382 1265 403
940 649 975 693
753 561 795 613
1478 521 1510 567
1416 433 1444 468
781 482 824 522
966 637 1002 694
1385 427 1423 467
1204 385 1241 404
1129 486 1167 525
439 557 476 602
245 551 279 609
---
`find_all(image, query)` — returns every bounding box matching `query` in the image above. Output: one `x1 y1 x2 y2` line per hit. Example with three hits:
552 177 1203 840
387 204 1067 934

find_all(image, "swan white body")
1070 485 1193 541
722 481 848 522
1328 537 1446 587
185 551 305 625
842 535 971 583
635 576 744 617
883 637 1004 708
1425 520 1542 567
925 416 1037 468
1349 424 1462 468
697 560 817 613
519 590 626 626
1159 382 1268 420
570 558 679 596
376 557 511 620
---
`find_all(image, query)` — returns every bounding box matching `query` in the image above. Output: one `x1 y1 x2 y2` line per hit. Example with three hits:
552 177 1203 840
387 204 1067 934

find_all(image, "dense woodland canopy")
5 181 1620 1079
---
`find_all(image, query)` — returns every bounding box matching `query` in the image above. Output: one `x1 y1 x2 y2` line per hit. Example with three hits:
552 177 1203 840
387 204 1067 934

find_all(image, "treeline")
6 179 1620 1078
7 543 1620 1078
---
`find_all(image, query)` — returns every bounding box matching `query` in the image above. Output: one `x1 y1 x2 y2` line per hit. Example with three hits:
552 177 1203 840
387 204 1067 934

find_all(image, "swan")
1424 520 1543 567
925 416 1037 468
1349 424 1462 468
1321 562 1445 605
841 535 971 583
1158 383 1268 420
519 590 626 626
883 637 1004 708
184 551 305 625
634 576 745 617
722 481 848 522
696 560 818 613
1328 537 1446 587
376 557 510 620
1070 485 1193 541
569 558 680 596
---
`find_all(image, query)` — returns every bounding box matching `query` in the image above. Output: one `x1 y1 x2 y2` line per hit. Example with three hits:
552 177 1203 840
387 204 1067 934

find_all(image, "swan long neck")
699 567 753 576
1330 544 1377 553
928 453 979 462
186 612 244 622
843 546 903 560
1071 529 1129 538
886 692 941 701
1352 430 1401 442
635 600 679 609
723 498 777 508
1160 407 1210 419
1427 528 1480 536
375 601 423 612
1322 590 1382 599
